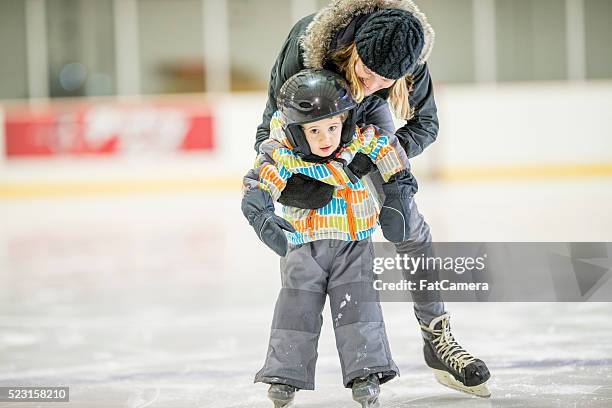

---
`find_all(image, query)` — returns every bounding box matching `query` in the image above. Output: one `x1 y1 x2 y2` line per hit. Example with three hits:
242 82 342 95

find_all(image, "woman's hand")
347 152 375 178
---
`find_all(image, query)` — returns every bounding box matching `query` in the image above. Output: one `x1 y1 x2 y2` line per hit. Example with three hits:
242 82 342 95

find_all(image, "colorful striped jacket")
243 112 411 244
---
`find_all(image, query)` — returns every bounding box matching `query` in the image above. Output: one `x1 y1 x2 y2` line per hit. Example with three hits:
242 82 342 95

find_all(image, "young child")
241 69 417 407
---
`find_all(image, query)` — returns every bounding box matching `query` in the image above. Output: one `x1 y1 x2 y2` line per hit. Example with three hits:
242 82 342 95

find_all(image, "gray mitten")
379 170 418 243
241 188 296 256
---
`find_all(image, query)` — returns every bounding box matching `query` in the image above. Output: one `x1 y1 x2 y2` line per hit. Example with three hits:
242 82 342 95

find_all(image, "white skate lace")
421 314 476 373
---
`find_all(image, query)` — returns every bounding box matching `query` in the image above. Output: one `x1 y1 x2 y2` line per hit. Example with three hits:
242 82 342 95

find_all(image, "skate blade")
268 394 294 408
432 369 491 398
271 400 293 408
356 397 379 408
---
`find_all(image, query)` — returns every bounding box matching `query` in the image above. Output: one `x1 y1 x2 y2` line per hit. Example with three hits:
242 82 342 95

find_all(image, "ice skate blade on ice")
267 384 296 408
268 396 294 408
354 396 380 408
352 374 381 408
433 369 491 398
352 387 379 408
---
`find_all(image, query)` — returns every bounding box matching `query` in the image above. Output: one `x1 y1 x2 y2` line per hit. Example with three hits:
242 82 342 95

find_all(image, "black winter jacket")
254 0 439 159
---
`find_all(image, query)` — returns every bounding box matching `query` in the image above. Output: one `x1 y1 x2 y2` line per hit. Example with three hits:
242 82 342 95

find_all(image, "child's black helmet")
277 69 357 157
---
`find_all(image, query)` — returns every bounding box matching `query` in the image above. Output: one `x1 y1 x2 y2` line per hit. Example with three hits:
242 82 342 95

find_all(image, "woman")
254 0 491 398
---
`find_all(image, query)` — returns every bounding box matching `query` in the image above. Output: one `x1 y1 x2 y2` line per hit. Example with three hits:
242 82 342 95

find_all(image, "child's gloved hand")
347 152 374 178
241 188 296 256
379 170 418 243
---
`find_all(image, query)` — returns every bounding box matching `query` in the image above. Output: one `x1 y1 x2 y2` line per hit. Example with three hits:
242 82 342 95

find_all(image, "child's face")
302 115 343 157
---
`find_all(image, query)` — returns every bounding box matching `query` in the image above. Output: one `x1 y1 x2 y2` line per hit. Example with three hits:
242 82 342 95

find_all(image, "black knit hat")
355 9 425 80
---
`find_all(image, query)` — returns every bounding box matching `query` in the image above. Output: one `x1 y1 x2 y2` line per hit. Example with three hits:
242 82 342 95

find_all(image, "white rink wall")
430 81 612 168
214 81 612 180
1 81 612 183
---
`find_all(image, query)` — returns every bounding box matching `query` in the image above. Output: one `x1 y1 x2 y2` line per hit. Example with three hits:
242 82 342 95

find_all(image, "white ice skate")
351 374 380 408
267 384 296 408
420 314 491 398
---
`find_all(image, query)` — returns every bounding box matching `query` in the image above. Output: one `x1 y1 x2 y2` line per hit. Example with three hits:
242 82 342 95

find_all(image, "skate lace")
422 315 476 373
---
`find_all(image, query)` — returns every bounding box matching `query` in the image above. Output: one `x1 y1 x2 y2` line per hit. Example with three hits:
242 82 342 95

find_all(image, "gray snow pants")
366 169 446 326
254 238 399 390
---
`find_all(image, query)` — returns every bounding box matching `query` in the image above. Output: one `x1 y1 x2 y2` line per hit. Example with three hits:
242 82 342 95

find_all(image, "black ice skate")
267 383 297 408
351 374 380 408
420 313 491 398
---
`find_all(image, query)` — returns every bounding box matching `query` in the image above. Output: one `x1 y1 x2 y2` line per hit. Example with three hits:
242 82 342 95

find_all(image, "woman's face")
354 58 395 96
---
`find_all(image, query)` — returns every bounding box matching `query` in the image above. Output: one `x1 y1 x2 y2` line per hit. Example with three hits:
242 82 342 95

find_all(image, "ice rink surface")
1 179 612 407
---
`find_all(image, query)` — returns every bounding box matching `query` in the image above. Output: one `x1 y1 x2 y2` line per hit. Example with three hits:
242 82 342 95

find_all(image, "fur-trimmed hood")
300 0 434 71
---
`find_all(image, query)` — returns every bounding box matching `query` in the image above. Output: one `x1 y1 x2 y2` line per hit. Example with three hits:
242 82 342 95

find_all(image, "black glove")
347 152 374 179
278 174 335 209
241 188 296 256
379 170 418 243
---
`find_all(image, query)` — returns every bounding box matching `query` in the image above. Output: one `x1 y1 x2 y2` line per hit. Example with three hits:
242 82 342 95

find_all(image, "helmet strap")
283 124 311 156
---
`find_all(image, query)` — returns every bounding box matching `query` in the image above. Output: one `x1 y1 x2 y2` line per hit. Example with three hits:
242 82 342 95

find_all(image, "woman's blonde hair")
329 43 415 121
